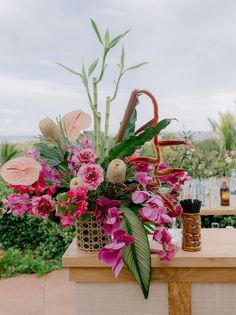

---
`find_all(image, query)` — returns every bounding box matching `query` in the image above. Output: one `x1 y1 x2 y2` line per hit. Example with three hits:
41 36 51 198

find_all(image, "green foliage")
34 140 65 166
108 119 172 162
0 142 20 166
122 108 137 141
121 206 151 299
0 213 75 278
0 248 61 279
0 177 13 213
209 111 236 151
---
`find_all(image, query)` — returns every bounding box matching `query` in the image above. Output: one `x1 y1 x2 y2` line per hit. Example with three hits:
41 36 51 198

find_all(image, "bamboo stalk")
104 96 111 157
93 77 98 155
97 112 101 157
115 89 139 144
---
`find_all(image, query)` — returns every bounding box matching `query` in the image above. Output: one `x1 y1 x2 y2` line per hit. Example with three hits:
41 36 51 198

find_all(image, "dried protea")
39 117 60 142
107 159 126 184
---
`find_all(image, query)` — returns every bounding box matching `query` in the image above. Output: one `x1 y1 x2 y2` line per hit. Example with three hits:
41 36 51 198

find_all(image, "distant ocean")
0 135 36 143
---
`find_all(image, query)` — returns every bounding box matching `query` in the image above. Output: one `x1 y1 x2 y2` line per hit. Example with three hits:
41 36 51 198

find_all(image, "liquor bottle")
220 171 230 206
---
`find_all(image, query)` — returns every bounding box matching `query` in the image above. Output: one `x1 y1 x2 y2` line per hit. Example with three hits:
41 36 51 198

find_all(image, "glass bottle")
220 171 230 206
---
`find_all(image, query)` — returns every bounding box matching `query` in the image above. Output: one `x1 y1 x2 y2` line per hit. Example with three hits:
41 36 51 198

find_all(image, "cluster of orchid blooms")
0 103 190 278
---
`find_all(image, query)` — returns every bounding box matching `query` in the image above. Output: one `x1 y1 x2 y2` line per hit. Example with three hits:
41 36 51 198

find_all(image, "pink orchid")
31 195 55 217
139 205 172 224
146 195 164 207
135 172 153 188
62 110 91 142
153 227 172 245
157 243 176 262
98 229 134 278
169 204 183 218
1 157 42 186
94 197 121 220
132 190 150 204
103 207 123 235
78 163 104 190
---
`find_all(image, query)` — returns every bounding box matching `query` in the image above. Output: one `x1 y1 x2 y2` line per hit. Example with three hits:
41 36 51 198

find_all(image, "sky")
0 0 236 137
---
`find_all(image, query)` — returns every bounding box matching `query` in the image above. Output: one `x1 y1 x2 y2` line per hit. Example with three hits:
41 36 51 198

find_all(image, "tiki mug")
182 213 201 252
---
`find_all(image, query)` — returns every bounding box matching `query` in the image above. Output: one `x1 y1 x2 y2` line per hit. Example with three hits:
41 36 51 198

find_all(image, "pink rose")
78 163 104 190
31 195 55 217
76 148 96 165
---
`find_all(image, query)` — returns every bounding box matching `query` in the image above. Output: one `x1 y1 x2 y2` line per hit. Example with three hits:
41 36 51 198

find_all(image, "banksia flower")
39 117 60 142
107 159 127 184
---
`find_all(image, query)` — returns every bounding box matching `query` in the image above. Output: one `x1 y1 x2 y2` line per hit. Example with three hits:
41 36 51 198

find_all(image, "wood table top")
62 229 236 269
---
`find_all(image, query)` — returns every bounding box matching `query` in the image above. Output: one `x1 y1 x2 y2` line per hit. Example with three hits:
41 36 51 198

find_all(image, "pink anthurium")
62 110 92 141
0 157 42 186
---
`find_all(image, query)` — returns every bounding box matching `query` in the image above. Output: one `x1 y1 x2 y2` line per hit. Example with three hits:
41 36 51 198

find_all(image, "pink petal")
113 257 124 278
1 157 42 185
62 110 92 141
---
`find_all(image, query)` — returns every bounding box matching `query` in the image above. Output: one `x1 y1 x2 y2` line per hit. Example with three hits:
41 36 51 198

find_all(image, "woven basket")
76 211 109 253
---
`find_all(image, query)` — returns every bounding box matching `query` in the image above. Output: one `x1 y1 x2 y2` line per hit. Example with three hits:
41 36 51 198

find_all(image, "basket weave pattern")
76 211 109 253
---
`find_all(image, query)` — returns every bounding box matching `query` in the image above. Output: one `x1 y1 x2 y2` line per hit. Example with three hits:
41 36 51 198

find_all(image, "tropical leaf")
122 108 137 140
121 206 151 299
90 19 103 45
34 142 64 166
88 58 99 77
109 118 172 161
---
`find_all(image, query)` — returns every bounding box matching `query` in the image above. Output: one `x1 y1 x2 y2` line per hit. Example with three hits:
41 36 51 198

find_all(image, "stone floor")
0 269 76 315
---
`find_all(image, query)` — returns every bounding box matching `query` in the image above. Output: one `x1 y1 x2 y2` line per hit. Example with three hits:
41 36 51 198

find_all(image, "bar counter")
63 229 236 315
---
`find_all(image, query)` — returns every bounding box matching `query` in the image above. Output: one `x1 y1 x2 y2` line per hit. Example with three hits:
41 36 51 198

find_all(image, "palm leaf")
108 118 172 161
121 206 151 299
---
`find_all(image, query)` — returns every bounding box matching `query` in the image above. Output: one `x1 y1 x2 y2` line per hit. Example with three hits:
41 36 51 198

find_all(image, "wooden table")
201 195 236 215
63 229 236 315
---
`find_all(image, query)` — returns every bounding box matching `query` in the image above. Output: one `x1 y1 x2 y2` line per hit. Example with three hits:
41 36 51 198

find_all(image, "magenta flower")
169 204 183 218
132 190 150 204
59 213 76 228
134 162 149 173
67 186 88 200
75 200 88 216
153 227 172 245
104 207 123 235
81 135 93 149
78 163 104 190
113 229 135 245
155 207 173 225
4 193 31 216
135 172 153 188
94 197 121 220
31 195 55 217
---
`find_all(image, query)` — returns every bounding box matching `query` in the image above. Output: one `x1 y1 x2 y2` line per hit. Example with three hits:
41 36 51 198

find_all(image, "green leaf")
90 19 103 45
105 29 110 48
88 58 99 77
125 62 149 72
122 108 137 140
55 63 82 77
109 118 172 161
121 206 151 299
81 64 87 80
109 30 130 49
34 142 64 166
120 46 125 69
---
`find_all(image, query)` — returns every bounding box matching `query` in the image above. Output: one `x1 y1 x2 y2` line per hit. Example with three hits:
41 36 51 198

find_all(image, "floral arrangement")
0 20 190 298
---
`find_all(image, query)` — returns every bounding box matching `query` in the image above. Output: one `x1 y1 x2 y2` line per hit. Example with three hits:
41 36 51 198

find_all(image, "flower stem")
97 112 101 157
104 96 111 157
